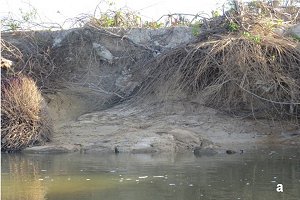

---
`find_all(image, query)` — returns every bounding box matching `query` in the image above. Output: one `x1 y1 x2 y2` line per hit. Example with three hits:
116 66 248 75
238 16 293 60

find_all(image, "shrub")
1 75 52 152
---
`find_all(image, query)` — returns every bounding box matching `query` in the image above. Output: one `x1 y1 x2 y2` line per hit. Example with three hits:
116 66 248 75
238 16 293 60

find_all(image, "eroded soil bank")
2 26 300 154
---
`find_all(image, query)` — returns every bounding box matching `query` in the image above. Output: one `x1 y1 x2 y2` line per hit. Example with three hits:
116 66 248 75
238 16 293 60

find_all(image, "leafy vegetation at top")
1 0 300 34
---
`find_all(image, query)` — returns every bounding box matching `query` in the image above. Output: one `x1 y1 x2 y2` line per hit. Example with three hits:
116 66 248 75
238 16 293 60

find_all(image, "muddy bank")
2 25 300 154
23 99 300 154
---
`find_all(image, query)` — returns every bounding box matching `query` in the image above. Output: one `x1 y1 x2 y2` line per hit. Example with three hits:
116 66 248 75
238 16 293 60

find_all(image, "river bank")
2 23 300 154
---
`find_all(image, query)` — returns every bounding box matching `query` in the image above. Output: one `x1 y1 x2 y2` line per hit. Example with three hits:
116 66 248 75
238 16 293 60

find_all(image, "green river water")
1 147 300 200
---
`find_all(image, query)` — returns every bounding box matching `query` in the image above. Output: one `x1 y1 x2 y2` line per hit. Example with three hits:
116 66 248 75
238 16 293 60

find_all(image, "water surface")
1 147 300 200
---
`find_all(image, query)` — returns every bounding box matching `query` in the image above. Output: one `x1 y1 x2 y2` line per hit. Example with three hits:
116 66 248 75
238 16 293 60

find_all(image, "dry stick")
156 13 209 23
238 83 300 105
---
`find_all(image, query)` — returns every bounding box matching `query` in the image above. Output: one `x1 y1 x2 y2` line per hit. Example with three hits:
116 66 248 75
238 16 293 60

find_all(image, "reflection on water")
1 147 300 200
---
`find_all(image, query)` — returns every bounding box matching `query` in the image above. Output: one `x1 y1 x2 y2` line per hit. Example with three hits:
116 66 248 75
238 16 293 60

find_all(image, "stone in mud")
23 145 74 153
226 150 237 154
169 129 202 150
193 147 218 157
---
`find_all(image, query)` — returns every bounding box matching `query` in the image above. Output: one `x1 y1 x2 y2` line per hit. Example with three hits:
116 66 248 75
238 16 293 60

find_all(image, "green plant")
86 0 143 28
3 20 21 31
211 10 220 18
1 5 38 31
191 21 202 36
252 35 261 43
266 18 285 30
143 21 164 29
243 32 262 43
89 8 142 28
276 19 283 26
291 34 300 42
227 21 240 32
19 8 37 22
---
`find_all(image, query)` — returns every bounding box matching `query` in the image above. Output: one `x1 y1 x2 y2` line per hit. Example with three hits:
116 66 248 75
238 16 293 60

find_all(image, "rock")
125 27 196 51
125 28 153 44
130 136 174 153
114 146 120 154
165 27 196 48
273 27 285 36
169 129 202 150
193 147 218 157
92 43 114 63
289 24 300 38
200 139 214 147
131 147 157 154
82 143 112 153
23 145 75 153
226 150 237 154
52 29 73 47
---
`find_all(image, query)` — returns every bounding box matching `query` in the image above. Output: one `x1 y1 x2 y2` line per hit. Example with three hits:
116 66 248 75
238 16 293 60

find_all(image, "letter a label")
276 184 283 192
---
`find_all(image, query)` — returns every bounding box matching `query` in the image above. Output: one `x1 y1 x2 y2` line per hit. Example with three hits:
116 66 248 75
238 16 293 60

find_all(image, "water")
1 147 300 200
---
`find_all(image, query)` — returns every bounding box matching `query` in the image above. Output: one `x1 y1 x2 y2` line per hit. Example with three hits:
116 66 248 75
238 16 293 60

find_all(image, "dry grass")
134 5 300 121
137 32 300 120
1 75 52 152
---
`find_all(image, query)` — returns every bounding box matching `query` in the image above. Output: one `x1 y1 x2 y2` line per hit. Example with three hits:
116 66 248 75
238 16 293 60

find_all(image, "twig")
238 84 300 105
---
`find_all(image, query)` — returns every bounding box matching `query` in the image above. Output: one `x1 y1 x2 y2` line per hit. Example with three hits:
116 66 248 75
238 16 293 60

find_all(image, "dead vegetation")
1 34 57 91
1 75 52 152
136 4 300 121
